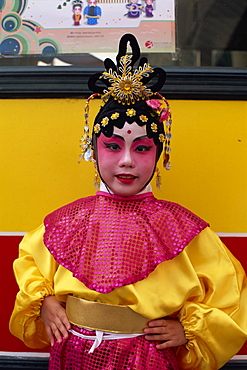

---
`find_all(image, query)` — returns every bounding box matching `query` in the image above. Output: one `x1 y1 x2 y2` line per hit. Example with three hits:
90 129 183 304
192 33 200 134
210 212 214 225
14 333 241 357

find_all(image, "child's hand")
40 295 71 346
144 318 187 349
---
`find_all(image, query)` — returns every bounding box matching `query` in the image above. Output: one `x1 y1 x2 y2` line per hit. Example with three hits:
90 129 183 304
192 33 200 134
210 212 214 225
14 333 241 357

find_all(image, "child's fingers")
155 340 174 349
55 319 69 339
58 310 71 331
144 321 167 335
145 333 168 341
46 317 69 345
146 319 167 328
52 326 63 343
144 319 187 348
45 325 55 347
40 296 71 345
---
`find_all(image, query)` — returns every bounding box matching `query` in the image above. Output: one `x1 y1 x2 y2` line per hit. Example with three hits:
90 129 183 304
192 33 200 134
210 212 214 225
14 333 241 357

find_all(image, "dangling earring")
163 153 171 171
78 93 100 164
155 167 162 189
94 163 101 190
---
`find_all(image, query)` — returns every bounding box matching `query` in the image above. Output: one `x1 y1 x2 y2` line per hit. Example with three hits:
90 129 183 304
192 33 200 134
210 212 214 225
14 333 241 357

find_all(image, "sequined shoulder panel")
44 194 209 293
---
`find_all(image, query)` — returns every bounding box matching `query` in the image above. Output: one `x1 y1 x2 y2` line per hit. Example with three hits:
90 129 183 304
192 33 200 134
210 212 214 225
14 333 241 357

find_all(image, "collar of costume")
99 181 152 195
44 193 209 293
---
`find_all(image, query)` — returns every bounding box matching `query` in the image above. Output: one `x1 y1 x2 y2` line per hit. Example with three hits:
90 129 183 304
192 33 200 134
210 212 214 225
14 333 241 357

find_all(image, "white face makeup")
96 122 157 196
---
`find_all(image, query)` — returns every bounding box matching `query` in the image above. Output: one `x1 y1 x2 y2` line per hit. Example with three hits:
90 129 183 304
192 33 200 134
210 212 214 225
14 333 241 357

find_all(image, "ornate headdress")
79 33 172 170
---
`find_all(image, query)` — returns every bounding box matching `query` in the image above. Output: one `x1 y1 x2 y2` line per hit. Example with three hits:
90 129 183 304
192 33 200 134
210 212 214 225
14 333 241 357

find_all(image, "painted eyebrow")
111 134 149 143
133 135 149 143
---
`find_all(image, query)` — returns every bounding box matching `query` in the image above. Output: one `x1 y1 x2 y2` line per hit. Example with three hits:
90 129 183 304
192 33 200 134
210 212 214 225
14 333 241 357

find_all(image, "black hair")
88 33 168 169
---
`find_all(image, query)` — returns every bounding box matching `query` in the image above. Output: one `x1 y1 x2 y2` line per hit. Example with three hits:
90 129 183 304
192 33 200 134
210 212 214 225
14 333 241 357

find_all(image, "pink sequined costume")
9 190 247 369
44 191 208 370
44 192 207 294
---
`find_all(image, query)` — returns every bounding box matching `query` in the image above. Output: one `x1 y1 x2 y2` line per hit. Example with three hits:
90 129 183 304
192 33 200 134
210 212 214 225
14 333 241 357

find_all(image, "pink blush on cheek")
96 135 120 164
133 147 156 168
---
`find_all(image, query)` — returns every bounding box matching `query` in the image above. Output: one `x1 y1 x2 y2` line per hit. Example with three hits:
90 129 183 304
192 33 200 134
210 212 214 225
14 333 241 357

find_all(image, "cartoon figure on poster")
84 0 101 25
126 0 142 18
144 0 155 17
72 0 83 26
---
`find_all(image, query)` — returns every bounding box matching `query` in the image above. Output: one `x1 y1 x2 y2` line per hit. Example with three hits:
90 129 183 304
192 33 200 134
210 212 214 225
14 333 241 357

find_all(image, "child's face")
96 122 156 196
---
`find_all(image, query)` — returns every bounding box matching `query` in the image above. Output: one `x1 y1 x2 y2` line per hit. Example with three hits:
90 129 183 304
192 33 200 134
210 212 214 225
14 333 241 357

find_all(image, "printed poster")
0 0 175 55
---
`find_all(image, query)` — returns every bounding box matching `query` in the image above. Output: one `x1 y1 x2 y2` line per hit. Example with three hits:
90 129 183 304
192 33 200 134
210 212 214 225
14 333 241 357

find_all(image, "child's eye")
135 145 153 152
103 142 121 151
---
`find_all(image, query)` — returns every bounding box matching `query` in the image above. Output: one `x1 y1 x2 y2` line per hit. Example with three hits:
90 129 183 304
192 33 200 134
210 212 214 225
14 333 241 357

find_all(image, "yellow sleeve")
9 224 58 348
176 228 247 370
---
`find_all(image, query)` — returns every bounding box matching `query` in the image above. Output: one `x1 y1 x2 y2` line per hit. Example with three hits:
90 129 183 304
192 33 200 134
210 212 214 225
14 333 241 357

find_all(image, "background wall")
1 98 246 354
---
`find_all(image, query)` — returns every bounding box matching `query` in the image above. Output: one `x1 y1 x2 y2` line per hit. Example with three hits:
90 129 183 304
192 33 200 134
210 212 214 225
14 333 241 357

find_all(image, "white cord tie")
69 329 144 353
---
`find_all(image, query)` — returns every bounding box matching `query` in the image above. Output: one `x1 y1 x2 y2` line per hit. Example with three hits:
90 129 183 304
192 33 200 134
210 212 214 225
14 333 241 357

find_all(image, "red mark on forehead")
127 130 132 134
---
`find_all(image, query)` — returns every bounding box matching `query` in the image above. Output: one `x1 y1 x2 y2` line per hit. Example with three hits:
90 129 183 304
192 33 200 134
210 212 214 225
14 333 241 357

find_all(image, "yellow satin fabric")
9 225 247 370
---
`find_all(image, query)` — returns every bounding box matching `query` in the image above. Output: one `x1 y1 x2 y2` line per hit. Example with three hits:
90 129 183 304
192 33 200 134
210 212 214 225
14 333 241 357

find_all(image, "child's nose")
119 150 135 168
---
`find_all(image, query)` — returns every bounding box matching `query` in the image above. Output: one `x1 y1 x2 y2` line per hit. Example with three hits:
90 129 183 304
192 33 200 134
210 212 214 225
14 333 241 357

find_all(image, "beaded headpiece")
79 33 172 170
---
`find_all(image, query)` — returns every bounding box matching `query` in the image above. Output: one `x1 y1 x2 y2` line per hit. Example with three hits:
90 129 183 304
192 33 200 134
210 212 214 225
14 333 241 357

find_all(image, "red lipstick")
116 174 137 184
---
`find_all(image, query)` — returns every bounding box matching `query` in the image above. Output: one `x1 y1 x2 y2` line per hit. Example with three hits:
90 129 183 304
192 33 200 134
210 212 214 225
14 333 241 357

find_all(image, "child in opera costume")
10 34 247 370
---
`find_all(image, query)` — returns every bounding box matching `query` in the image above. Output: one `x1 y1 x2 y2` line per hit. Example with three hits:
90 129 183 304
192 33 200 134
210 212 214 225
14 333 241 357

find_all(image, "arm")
9 225 59 348
176 229 247 369
143 228 247 369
